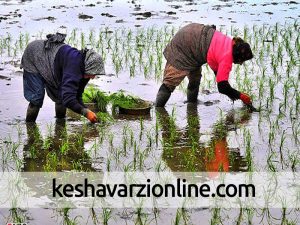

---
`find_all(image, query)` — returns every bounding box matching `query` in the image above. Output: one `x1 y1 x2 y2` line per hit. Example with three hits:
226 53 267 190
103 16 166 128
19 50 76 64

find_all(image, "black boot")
155 84 172 107
26 103 40 122
55 103 66 119
187 81 200 103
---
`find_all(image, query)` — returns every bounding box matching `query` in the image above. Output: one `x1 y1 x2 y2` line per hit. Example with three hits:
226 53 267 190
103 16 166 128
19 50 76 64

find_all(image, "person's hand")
82 108 97 123
86 110 97 123
240 93 252 105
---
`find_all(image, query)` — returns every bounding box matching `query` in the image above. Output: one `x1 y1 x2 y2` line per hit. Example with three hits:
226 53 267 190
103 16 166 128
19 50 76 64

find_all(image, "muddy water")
1 0 299 36
1 0 300 224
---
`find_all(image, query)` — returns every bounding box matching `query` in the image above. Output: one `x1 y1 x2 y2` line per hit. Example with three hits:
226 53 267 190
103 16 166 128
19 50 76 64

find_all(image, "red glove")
82 109 97 123
240 93 252 105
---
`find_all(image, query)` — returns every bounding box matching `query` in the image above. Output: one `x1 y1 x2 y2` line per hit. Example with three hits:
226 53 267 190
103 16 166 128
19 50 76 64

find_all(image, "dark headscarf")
232 37 253 63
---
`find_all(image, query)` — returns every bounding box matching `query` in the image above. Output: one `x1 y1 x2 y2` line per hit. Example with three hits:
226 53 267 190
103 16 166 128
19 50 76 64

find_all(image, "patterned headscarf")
84 49 105 75
45 33 66 49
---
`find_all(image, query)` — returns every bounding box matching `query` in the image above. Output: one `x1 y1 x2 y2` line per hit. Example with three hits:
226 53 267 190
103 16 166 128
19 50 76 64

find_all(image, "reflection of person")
23 121 96 172
205 138 229 177
156 105 249 173
21 33 105 123
155 23 253 107
19 121 100 210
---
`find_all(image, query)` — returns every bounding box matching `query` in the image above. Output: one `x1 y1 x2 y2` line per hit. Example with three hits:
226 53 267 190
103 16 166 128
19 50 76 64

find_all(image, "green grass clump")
83 87 148 111
109 91 147 109
96 112 114 123
82 86 109 112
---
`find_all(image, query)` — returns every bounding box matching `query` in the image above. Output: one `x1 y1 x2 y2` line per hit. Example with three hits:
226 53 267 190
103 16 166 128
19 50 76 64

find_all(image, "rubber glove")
82 108 97 123
240 93 252 105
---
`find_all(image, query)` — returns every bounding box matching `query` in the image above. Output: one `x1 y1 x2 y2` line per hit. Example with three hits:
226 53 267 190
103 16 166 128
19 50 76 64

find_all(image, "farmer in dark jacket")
21 33 105 123
155 23 254 107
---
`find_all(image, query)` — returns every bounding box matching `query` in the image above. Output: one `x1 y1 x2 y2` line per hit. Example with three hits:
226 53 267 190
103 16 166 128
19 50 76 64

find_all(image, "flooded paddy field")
0 0 300 224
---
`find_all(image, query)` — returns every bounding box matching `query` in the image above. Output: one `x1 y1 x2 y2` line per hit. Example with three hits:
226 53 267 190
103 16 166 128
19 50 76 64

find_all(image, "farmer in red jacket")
155 23 253 107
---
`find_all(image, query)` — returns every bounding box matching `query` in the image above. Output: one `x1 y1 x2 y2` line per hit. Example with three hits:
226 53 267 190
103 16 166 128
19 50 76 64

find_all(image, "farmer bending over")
21 33 105 123
155 23 253 107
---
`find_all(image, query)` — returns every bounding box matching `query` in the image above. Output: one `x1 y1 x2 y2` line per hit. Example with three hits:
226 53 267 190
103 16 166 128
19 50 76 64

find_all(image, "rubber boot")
155 84 172 107
26 103 40 122
187 81 200 103
55 103 66 119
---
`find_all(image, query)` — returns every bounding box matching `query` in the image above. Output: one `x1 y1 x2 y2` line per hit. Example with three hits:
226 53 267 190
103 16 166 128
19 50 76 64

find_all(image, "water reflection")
22 120 97 172
156 104 249 173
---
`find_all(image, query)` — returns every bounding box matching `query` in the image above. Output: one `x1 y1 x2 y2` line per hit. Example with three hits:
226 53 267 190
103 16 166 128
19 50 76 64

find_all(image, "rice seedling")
44 152 58 172
139 118 144 141
89 208 100 225
106 156 111 172
283 80 291 109
268 123 277 146
108 133 114 149
152 207 159 225
60 139 69 155
183 152 197 172
42 136 52 150
101 208 112 225
235 208 244 225
146 130 153 148
133 140 138 170
1 136 22 169
138 149 146 170
210 208 221 225
243 129 253 172
97 112 114 124
82 86 109 112
5 34 12 57
113 147 122 164
291 122 300 144
135 206 150 225
268 77 275 103
122 133 128 154
245 208 254 225
8 208 27 224
154 160 166 172
267 151 277 172
129 129 134 147
28 145 37 159
74 133 84 150
97 123 106 140
173 208 182 225
288 151 300 172
109 91 148 111
80 32 86 49
89 29 95 47
60 207 82 225
72 160 83 171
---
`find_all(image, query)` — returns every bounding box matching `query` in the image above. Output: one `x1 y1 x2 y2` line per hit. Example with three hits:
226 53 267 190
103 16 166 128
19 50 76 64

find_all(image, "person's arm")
215 61 250 103
61 66 98 123
217 81 241 101
61 64 85 114
77 78 90 107
214 61 239 101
